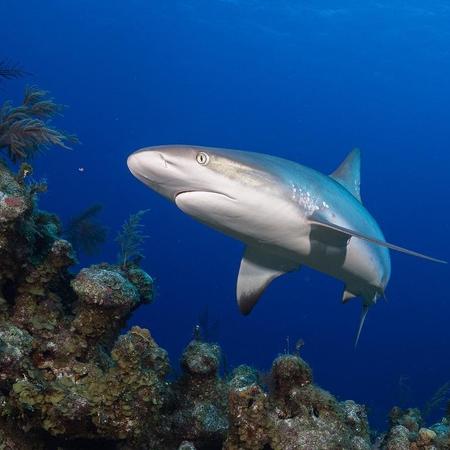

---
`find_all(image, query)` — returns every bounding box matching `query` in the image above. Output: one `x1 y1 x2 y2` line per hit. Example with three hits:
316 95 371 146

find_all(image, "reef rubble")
0 159 449 449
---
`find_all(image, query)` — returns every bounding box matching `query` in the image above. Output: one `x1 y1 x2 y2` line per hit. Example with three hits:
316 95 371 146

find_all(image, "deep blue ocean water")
2 0 449 430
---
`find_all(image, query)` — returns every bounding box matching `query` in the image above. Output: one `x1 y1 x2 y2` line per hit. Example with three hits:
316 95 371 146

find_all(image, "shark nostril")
159 153 168 168
159 153 177 169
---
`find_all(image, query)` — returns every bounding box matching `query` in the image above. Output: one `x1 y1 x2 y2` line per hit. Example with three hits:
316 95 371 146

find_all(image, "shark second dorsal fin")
237 246 300 315
342 289 357 304
330 148 362 202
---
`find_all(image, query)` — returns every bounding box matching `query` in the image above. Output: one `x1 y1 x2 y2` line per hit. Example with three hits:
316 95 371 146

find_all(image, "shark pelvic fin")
330 148 362 202
342 289 357 304
309 218 447 264
237 246 299 315
355 304 369 347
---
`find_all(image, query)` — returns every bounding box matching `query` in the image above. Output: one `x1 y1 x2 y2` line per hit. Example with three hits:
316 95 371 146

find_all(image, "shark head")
127 145 237 201
127 145 287 239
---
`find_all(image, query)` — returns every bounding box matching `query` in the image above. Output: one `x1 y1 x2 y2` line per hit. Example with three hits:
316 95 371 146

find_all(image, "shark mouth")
174 191 237 217
175 190 236 201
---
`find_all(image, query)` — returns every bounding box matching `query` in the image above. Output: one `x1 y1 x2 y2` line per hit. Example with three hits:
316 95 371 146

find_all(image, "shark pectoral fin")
237 246 300 315
309 218 447 264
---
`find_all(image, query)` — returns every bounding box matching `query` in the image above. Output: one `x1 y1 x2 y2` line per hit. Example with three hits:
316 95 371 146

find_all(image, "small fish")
192 324 202 341
295 339 305 354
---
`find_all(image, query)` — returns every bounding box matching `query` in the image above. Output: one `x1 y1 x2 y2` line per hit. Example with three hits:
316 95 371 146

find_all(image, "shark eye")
196 152 210 165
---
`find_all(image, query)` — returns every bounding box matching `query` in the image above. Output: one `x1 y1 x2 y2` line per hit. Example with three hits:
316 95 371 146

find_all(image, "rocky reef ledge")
0 160 449 450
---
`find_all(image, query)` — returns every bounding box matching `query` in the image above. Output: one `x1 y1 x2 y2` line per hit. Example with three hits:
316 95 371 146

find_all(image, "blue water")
2 0 449 429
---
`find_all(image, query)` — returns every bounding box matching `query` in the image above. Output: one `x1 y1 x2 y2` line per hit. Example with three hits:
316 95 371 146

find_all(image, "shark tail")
354 304 370 348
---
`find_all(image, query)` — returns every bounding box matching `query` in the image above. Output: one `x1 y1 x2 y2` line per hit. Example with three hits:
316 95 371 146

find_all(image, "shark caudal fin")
354 304 370 348
236 246 300 315
310 218 447 264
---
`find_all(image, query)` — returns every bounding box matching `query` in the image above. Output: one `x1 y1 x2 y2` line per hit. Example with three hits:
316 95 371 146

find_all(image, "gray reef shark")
127 145 446 344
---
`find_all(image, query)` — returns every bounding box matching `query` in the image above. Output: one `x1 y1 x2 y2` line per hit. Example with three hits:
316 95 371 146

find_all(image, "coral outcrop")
171 341 228 448
225 354 370 450
380 406 450 449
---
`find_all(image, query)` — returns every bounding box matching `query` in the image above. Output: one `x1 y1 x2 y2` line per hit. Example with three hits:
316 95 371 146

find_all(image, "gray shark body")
127 145 445 343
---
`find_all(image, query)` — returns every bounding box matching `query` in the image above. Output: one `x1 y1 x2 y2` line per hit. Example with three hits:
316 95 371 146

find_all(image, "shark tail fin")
354 304 370 348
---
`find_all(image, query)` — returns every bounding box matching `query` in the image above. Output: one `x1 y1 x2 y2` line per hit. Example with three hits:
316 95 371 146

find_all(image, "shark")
127 145 446 344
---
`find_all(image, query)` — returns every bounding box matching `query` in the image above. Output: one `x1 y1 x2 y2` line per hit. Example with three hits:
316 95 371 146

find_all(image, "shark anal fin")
237 246 300 315
330 148 362 203
309 218 447 264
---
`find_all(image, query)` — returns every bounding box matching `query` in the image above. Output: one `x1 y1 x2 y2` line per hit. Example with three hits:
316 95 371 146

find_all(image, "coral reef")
1 152 450 448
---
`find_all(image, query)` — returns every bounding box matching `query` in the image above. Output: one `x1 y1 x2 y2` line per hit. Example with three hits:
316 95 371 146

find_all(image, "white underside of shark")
127 145 446 344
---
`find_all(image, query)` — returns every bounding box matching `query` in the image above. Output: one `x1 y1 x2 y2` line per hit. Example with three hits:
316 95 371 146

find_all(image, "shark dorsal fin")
237 246 299 315
330 149 362 202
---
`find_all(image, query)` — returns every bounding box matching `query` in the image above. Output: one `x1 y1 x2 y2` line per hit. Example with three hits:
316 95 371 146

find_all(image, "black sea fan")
0 59 27 80
116 209 150 268
0 86 78 162
423 381 450 419
65 204 108 256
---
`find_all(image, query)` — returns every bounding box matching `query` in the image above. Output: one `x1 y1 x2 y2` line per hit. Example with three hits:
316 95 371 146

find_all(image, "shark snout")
127 147 191 200
127 152 142 179
127 149 163 189
127 150 167 179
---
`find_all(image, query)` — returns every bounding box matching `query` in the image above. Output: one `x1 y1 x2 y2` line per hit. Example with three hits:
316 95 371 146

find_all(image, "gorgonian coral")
116 209 149 268
0 86 78 162
0 59 27 81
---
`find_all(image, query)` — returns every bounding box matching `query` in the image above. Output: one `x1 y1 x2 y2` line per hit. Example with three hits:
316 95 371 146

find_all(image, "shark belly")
176 186 386 300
